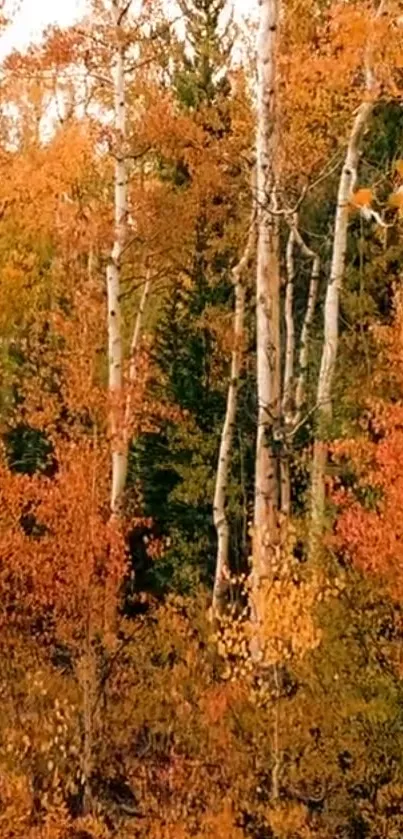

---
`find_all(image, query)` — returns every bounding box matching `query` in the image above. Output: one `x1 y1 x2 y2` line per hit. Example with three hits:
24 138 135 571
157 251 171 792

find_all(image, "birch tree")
281 220 320 517
252 0 281 627
124 268 152 437
293 229 320 429
310 0 385 551
107 0 134 518
212 213 256 621
280 225 296 516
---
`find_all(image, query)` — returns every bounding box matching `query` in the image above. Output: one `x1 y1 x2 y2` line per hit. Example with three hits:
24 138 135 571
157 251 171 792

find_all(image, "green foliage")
130 0 254 595
5 424 53 475
172 0 234 109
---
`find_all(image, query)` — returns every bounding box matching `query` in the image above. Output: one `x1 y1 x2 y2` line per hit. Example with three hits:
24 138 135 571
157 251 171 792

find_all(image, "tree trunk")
107 0 130 517
293 229 320 427
124 269 152 449
212 216 256 621
280 226 296 516
280 221 320 516
252 0 281 646
80 638 96 815
310 0 385 552
310 101 375 548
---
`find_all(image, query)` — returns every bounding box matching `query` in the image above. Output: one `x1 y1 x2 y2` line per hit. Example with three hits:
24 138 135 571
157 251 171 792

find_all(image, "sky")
0 0 255 58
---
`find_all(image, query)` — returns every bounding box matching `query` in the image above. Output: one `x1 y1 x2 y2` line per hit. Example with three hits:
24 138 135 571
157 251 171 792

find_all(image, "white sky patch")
1 0 88 57
0 0 256 59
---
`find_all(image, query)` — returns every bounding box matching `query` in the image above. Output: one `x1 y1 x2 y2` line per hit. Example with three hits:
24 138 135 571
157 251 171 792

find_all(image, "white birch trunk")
310 100 375 542
310 0 385 546
280 220 320 515
311 139 381 545
293 228 320 427
107 0 129 517
280 227 295 515
310 19 385 540
283 227 295 425
124 270 152 436
212 218 256 620
253 0 281 588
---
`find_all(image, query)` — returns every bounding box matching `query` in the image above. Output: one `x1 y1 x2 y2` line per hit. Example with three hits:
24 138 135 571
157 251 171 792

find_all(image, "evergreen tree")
174 0 233 110
133 0 254 593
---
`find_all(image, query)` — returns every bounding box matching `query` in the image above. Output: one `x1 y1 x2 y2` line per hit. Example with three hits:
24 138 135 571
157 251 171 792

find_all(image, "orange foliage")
332 293 403 602
279 0 403 189
350 188 373 208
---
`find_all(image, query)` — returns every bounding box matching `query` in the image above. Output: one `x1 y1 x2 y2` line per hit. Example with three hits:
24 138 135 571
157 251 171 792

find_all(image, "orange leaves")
199 683 239 726
334 423 403 600
279 0 403 186
333 295 403 603
0 430 125 649
267 802 310 839
350 188 373 208
0 772 33 836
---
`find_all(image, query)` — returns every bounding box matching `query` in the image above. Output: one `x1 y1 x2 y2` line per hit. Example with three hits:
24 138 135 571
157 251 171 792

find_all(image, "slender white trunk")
282 226 295 429
252 0 281 648
280 222 319 514
254 0 281 545
310 100 375 542
293 228 320 426
107 0 130 516
310 0 385 543
212 218 256 620
124 270 152 437
280 227 296 515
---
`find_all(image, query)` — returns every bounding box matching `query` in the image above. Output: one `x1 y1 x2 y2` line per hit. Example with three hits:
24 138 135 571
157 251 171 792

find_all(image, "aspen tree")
281 221 319 517
107 0 132 517
252 0 281 637
212 212 256 620
310 0 385 552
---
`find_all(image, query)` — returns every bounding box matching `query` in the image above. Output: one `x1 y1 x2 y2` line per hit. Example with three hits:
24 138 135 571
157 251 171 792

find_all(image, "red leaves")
332 301 403 602
0 441 123 643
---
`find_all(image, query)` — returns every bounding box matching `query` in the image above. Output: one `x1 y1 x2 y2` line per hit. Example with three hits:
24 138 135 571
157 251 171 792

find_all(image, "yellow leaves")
267 802 310 839
386 163 403 210
196 801 245 839
387 185 403 209
254 569 323 666
214 525 330 686
0 771 33 833
199 683 241 726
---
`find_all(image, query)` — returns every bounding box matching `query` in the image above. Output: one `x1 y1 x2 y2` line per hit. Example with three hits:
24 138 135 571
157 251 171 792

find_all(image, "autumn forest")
2 0 403 835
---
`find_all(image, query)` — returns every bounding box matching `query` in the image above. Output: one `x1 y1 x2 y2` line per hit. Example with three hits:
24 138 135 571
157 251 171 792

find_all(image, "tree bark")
280 221 320 516
212 216 256 621
280 226 296 516
310 0 385 551
251 0 281 648
107 0 130 517
310 102 378 549
124 269 152 437
293 229 320 427
80 635 96 815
